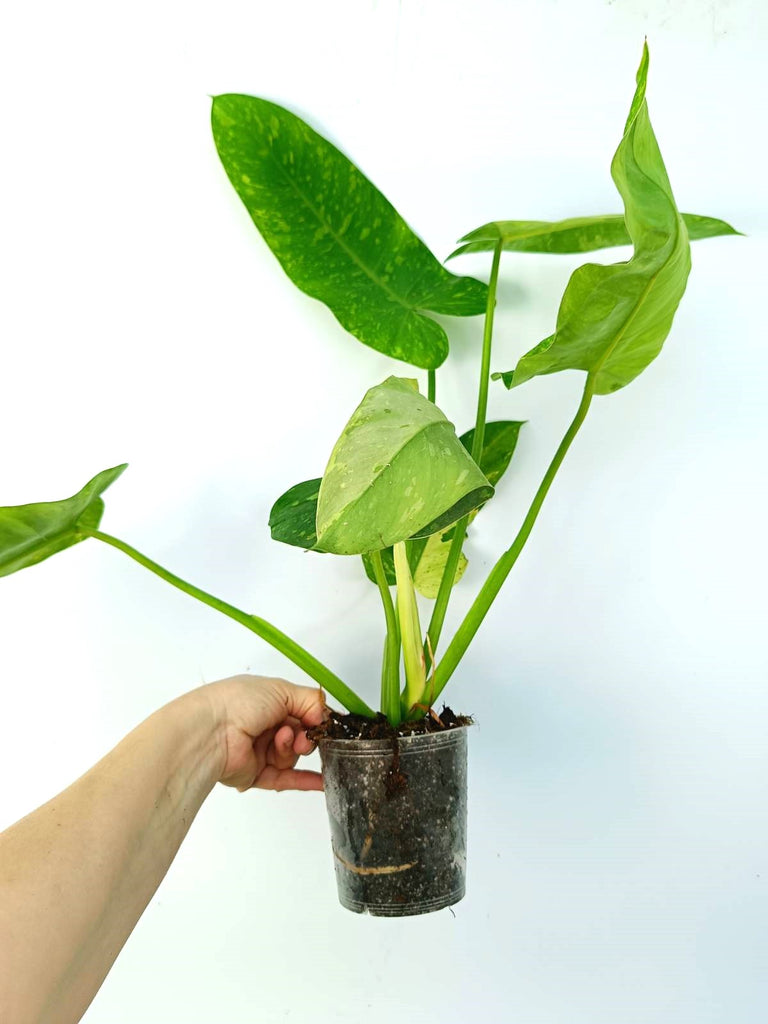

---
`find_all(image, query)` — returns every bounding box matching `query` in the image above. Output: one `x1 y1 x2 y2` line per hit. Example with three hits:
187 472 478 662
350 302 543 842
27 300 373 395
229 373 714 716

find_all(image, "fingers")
206 675 325 789
271 724 300 769
201 675 327 740
277 682 327 729
293 729 316 756
280 716 317 756
259 721 317 775
253 766 324 792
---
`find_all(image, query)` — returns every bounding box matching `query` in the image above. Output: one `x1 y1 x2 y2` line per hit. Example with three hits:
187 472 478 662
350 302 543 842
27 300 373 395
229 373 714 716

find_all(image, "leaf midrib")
260 121 430 316
0 521 81 569
483 215 626 247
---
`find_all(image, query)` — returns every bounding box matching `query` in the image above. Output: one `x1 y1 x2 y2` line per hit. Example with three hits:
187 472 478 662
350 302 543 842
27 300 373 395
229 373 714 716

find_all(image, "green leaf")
211 95 487 369
272 421 522 585
495 43 695 396
316 377 493 555
459 420 525 487
410 420 525 598
269 477 322 550
449 212 740 258
413 530 468 599
268 482 434 580
360 420 524 592
269 482 443 588
0 465 127 578
270 479 462 594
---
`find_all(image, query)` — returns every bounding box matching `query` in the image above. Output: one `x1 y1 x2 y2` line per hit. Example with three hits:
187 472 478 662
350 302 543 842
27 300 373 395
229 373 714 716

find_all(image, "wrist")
158 688 229 792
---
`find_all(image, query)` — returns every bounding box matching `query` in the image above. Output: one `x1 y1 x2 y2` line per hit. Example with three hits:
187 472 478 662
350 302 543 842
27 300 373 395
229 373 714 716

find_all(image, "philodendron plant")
0 46 737 728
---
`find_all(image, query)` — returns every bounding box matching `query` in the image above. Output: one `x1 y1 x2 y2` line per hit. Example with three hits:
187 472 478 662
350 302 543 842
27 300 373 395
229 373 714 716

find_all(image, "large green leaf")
495 44 693 396
449 212 739 259
271 419 524 588
0 465 127 578
316 377 493 555
360 419 524 590
211 95 487 369
270 485 462 589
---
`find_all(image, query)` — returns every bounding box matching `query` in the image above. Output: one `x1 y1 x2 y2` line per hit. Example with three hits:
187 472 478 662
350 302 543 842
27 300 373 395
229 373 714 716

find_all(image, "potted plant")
0 44 738 916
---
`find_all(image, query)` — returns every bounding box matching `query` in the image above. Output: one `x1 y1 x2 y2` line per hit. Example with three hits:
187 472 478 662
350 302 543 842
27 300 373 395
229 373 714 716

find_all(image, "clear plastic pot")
318 726 469 917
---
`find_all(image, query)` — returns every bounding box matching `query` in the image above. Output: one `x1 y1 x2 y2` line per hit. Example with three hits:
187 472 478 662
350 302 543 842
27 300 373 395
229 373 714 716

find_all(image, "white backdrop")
1 1 766 1022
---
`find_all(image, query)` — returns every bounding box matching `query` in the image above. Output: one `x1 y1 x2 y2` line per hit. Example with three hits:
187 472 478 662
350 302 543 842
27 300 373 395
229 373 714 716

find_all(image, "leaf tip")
491 370 515 389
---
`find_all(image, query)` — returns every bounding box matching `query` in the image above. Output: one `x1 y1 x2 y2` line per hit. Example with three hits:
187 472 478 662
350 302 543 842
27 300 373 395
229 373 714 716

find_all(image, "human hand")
199 674 327 792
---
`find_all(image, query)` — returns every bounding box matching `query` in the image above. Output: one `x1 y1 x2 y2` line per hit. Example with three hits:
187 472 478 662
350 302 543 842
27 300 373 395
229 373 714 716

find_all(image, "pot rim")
318 723 469 755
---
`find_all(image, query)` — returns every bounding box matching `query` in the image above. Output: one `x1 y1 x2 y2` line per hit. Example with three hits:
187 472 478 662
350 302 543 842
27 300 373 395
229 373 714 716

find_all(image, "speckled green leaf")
449 212 739 259
316 377 493 555
409 420 525 597
269 482 433 578
269 477 322 550
0 465 127 578
211 95 487 369
495 44 693 396
359 420 524 591
459 421 525 487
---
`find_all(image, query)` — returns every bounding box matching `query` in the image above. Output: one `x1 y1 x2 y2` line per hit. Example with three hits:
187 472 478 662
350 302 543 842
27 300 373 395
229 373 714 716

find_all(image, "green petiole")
425 239 504 670
426 375 596 701
370 548 401 726
393 540 426 713
87 529 374 717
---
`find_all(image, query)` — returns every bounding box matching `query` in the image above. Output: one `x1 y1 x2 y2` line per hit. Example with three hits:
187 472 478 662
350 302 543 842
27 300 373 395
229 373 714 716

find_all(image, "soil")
307 706 472 743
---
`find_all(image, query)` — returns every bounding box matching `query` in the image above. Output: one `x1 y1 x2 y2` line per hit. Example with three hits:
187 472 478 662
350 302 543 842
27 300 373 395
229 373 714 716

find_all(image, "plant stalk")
425 239 504 666
470 238 504 464
428 374 597 701
427 369 436 404
87 529 374 717
393 540 426 712
370 549 401 726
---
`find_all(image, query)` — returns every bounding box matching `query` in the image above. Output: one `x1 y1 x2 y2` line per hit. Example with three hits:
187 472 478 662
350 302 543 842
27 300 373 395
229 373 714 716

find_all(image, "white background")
1 1 766 1021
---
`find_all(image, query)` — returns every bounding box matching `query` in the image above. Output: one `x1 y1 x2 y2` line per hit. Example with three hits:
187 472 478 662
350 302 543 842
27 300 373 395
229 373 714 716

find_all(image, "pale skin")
0 674 327 1024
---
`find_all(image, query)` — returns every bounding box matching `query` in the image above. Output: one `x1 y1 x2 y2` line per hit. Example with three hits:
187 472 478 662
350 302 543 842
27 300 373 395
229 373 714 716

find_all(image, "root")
333 848 417 876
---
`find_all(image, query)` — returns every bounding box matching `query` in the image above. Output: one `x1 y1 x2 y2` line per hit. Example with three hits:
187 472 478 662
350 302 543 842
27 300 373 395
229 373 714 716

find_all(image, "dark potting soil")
307 706 472 743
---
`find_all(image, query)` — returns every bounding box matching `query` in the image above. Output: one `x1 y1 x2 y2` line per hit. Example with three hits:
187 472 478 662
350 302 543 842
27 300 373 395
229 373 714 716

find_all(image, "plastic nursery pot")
318 726 469 917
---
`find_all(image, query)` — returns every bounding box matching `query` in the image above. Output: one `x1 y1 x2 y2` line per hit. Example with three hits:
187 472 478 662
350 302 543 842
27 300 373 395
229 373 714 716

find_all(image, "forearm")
0 690 224 1024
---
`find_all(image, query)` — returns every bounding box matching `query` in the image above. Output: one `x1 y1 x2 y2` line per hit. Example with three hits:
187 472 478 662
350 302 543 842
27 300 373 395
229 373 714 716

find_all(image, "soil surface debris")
307 707 472 742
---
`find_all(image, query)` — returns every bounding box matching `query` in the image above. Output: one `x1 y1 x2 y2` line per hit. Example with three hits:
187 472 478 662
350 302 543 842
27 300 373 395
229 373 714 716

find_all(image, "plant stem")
393 540 426 712
429 375 597 700
427 369 436 404
86 529 374 717
370 549 401 726
425 239 504 665
470 239 504 464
